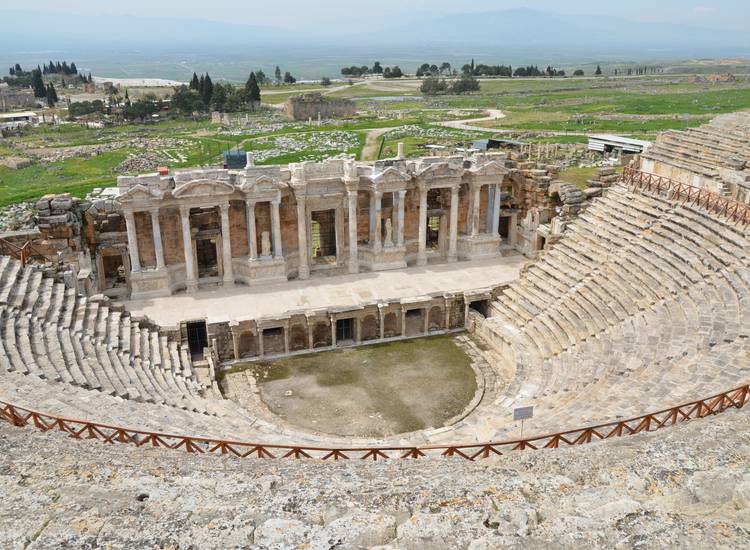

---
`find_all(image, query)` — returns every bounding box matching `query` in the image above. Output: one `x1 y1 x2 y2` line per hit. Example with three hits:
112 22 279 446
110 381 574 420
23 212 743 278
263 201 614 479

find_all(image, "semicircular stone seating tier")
1 181 749 449
463 183 750 442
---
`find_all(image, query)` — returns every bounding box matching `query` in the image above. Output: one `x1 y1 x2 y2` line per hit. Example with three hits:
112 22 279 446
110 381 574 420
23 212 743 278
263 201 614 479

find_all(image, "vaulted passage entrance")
186 320 208 359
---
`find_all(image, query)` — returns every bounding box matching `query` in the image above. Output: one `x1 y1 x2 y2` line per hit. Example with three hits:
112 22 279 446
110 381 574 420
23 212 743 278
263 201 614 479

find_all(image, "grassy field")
1 73 747 209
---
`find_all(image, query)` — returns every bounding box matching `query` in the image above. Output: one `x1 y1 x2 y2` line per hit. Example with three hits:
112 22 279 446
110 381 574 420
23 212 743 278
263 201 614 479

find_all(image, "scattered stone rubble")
586 166 621 188
28 138 188 163
251 131 360 162
0 202 35 232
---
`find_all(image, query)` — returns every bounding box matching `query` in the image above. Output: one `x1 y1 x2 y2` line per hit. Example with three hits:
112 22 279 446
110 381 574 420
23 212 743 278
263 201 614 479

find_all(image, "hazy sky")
6 0 750 31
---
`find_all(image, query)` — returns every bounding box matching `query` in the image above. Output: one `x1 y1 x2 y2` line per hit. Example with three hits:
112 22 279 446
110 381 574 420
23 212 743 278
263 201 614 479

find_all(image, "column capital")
398 189 407 198
147 206 161 215
219 201 231 214
179 204 191 216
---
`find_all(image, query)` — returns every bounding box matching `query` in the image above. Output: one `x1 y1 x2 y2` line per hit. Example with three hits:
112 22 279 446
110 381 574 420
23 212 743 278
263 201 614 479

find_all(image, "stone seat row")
471 182 750 443
0 256 222 416
491 186 750 360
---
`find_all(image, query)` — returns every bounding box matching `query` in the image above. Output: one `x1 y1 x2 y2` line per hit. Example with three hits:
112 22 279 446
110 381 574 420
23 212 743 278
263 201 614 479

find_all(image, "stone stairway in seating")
0 257 225 416
464 183 750 443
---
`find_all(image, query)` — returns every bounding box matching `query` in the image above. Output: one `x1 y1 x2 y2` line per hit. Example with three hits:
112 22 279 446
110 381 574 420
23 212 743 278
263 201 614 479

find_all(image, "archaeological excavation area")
0 112 748 495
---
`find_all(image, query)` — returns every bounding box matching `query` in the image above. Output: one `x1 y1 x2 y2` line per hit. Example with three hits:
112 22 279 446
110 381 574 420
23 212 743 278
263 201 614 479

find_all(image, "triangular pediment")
118 184 161 202
240 175 283 192
371 167 410 185
173 179 235 198
469 160 509 178
415 162 464 179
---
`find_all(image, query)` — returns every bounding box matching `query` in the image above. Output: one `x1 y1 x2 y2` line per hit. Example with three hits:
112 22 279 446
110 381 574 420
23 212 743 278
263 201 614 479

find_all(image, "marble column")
400 307 407 336
396 190 406 247
448 186 459 263
180 206 197 292
150 209 165 270
219 202 234 285
124 211 141 273
491 184 501 235
245 200 257 260
471 184 481 237
229 321 240 360
378 305 385 340
306 317 314 350
296 195 309 279
271 198 283 259
373 191 382 252
330 317 337 348
417 186 428 266
347 191 359 274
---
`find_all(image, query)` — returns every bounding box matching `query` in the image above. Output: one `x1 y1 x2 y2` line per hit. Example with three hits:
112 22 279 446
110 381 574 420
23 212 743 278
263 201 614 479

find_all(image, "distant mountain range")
0 8 747 79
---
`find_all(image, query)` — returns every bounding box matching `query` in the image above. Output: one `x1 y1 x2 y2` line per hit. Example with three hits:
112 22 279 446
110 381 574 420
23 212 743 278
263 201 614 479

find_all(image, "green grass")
0 150 130 207
558 166 600 190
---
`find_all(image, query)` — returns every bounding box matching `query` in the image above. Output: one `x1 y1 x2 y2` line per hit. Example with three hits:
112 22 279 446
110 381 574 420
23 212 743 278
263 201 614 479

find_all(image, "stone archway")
383 312 399 338
361 315 379 341
239 331 258 358
428 306 444 331
312 321 332 348
290 324 308 351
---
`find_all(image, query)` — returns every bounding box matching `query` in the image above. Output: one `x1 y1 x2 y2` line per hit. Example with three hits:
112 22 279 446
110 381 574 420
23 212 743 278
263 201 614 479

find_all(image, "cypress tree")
245 72 261 104
190 72 200 90
46 82 58 106
32 69 46 98
202 74 213 104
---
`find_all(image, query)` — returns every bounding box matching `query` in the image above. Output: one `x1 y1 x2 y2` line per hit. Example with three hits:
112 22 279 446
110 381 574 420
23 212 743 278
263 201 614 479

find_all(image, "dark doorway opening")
336 318 354 343
102 253 126 290
196 238 219 278
469 300 490 317
498 216 510 239
311 210 337 260
427 216 440 249
186 320 208 359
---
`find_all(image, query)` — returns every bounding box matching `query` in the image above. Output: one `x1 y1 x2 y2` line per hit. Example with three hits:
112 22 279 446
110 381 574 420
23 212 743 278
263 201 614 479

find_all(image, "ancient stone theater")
1 113 750 546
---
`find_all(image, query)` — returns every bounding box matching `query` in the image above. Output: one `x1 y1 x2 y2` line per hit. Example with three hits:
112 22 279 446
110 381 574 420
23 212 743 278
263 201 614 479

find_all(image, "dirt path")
361 127 396 160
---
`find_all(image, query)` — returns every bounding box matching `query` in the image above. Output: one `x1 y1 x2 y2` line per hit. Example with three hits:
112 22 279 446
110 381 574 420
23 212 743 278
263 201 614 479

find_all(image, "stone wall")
283 93 356 121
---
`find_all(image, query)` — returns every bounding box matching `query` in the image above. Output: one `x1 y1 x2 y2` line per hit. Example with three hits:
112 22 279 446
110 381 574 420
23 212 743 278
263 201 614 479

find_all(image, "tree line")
41 60 78 75
171 70 264 114
341 62 403 79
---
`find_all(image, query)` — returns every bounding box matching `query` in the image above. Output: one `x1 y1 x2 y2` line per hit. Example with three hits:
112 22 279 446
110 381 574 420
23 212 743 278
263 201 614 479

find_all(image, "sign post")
513 406 534 440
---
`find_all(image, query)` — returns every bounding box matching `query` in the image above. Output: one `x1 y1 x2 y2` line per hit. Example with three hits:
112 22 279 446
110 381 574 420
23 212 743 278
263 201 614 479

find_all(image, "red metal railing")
2 384 747 461
0 239 47 267
622 166 750 226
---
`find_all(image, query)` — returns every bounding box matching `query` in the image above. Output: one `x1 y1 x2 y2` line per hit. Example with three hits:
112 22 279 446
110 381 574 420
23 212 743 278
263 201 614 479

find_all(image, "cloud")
692 5 719 14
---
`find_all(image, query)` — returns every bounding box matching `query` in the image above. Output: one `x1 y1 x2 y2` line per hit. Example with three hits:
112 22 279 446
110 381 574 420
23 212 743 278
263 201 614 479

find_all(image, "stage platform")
121 255 525 328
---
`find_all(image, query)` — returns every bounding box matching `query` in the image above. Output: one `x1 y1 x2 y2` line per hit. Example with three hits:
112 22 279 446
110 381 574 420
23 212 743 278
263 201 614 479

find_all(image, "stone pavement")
121 255 526 327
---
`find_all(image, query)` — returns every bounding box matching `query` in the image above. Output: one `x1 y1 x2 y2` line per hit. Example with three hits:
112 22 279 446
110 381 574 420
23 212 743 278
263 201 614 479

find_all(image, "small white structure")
588 134 652 155
0 111 40 129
